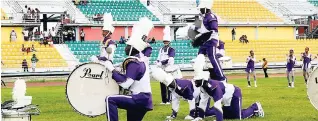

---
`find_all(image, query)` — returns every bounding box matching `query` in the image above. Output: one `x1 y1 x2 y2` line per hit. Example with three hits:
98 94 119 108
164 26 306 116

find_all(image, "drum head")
66 63 119 117
307 68 318 110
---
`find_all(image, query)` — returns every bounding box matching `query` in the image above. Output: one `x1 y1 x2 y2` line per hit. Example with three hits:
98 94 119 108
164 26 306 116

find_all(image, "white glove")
104 60 115 72
190 25 196 30
90 56 99 63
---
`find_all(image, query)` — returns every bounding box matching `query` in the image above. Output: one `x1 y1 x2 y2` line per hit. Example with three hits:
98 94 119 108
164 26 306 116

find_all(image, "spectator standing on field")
31 54 39 72
10 29 17 42
262 58 268 78
22 59 28 72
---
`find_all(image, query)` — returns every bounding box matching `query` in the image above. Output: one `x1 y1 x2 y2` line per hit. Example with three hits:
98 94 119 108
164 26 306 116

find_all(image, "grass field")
1 76 318 121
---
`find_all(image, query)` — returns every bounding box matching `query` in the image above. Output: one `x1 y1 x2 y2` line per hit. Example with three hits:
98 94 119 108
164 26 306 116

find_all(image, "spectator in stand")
51 27 56 42
10 29 17 42
27 7 31 19
80 29 85 42
239 35 244 43
31 9 35 19
31 44 36 52
262 58 268 78
119 36 125 44
67 29 74 41
31 54 39 72
232 28 236 41
80 0 87 5
97 13 102 21
28 30 33 41
150 37 156 44
244 35 249 43
21 44 26 54
74 0 80 5
22 59 28 72
93 14 98 21
22 29 29 41
48 29 52 39
35 8 40 21
26 46 31 55
40 31 44 41
44 30 49 40
63 30 68 42
24 5 28 13
34 29 40 41
23 5 28 19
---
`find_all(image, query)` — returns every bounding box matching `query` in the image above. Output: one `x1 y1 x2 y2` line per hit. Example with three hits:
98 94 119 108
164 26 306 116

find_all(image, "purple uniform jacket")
246 57 255 69
103 36 116 47
174 79 194 100
203 12 218 32
287 56 296 71
111 55 153 110
160 46 176 65
142 47 152 57
302 53 311 69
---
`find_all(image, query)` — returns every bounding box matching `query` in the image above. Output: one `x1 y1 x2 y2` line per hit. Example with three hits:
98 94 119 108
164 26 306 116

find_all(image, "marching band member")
193 72 264 121
300 47 317 84
286 49 296 88
151 67 200 120
246 50 257 87
103 17 154 121
90 13 116 63
156 26 176 105
189 1 226 82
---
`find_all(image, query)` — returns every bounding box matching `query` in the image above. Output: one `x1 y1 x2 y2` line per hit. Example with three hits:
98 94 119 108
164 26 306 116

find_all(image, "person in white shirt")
22 29 29 41
10 29 17 42
51 27 56 42
44 30 49 40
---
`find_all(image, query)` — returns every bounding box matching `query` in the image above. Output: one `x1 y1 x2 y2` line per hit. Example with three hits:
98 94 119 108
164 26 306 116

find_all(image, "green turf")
2 76 318 121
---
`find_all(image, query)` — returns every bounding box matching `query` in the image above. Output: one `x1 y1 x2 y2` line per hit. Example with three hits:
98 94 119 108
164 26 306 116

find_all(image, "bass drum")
66 63 119 117
307 67 318 110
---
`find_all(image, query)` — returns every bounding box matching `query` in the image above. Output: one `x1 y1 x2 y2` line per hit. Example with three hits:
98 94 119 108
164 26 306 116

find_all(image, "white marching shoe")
184 115 195 120
291 82 294 88
255 102 265 117
165 102 171 105
254 82 257 87
191 117 203 121
166 115 176 120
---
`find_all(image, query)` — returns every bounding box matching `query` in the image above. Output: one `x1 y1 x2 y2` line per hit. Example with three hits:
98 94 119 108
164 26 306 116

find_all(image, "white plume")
139 17 154 36
151 67 168 82
12 79 27 101
163 26 171 41
151 67 174 86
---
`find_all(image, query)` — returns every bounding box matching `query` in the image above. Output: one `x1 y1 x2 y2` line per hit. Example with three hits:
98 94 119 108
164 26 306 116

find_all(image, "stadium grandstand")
1 0 318 74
